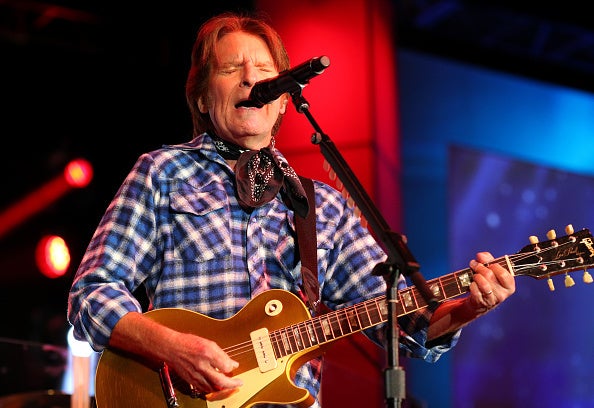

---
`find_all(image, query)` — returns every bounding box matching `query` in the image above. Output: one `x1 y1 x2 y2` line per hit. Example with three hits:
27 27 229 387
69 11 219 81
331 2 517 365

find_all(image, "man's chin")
224 131 272 149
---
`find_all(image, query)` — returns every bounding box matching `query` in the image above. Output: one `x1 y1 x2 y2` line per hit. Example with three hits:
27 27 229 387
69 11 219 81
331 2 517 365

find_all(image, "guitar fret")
280 328 294 354
410 287 421 311
290 326 300 350
261 268 480 361
346 308 360 331
319 316 332 340
377 297 388 321
329 312 344 338
323 314 333 338
402 289 417 313
355 304 371 328
457 270 473 295
288 327 300 352
305 321 318 346
340 311 353 334
430 281 444 301
297 323 313 349
310 318 324 344
271 330 283 358
393 296 405 316
339 312 350 334
374 299 387 324
359 302 373 328
400 289 416 313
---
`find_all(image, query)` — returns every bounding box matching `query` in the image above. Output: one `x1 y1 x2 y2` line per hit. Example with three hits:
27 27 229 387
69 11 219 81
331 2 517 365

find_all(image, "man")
67 12 515 407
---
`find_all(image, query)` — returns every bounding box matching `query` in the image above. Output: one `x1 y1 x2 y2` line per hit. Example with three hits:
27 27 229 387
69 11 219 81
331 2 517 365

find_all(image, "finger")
482 289 497 307
470 263 493 293
475 258 515 297
204 365 243 391
217 358 240 374
466 282 490 312
492 264 516 293
476 251 495 264
202 341 240 375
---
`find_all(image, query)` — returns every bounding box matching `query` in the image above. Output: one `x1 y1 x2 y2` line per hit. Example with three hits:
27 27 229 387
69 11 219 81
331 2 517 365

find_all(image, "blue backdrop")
398 49 594 407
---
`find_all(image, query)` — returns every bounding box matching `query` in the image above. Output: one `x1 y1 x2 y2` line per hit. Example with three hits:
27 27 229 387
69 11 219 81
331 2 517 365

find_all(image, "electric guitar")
95 226 594 408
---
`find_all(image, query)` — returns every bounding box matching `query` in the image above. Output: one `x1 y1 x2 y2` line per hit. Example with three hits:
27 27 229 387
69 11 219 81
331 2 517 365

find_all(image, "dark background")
2 0 594 396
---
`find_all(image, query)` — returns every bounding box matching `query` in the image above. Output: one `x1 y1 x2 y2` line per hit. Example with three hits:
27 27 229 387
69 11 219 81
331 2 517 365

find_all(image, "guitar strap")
295 176 321 314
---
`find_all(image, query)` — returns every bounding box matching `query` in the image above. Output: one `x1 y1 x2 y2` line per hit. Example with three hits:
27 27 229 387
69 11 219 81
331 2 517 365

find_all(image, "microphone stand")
289 90 438 408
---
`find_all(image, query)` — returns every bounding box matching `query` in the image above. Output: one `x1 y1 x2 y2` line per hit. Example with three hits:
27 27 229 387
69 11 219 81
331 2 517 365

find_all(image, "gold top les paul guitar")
95 226 594 408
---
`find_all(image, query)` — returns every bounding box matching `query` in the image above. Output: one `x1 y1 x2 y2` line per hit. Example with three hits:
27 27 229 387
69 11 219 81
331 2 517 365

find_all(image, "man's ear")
198 96 208 113
279 94 289 114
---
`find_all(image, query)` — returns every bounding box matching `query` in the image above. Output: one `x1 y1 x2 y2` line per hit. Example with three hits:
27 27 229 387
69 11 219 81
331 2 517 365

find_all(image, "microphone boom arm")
291 91 436 302
289 89 437 408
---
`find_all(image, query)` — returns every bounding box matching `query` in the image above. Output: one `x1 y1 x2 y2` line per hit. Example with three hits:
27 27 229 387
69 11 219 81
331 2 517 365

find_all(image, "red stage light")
35 235 71 278
64 158 93 188
0 158 94 239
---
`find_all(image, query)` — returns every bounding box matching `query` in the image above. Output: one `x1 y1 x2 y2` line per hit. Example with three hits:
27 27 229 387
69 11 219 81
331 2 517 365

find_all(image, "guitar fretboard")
269 268 475 357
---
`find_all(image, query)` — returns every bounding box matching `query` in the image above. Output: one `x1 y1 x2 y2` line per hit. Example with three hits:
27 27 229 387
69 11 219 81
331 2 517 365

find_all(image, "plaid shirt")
68 133 457 407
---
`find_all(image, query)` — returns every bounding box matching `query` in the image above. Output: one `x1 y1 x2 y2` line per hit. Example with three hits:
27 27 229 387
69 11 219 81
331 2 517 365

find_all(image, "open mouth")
235 99 263 109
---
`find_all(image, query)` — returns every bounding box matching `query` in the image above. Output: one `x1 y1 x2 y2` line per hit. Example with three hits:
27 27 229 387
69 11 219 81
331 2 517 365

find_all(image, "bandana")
212 135 309 218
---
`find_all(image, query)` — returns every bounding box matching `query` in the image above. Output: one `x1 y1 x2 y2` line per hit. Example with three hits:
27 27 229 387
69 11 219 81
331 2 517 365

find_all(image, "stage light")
67 326 93 358
64 158 93 188
64 326 95 407
35 235 70 278
0 158 94 239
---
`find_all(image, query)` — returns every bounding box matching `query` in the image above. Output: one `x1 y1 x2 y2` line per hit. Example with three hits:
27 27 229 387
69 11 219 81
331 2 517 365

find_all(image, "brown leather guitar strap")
295 176 321 314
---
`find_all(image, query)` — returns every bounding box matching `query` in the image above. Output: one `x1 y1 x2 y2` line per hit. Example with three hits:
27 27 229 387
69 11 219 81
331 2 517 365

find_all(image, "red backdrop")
256 0 402 406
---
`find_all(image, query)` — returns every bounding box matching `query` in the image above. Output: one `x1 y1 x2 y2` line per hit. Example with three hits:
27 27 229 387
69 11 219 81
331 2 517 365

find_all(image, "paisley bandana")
212 135 309 218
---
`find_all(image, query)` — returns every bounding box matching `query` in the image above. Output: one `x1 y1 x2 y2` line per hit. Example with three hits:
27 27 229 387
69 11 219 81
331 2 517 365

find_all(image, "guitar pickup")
250 328 277 372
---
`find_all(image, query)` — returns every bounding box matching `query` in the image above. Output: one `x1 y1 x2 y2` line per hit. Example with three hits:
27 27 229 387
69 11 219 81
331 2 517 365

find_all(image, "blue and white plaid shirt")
68 133 457 407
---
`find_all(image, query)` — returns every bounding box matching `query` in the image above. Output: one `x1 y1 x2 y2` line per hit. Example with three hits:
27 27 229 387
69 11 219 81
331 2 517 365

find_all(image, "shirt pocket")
279 214 336 286
309 217 337 277
168 182 231 262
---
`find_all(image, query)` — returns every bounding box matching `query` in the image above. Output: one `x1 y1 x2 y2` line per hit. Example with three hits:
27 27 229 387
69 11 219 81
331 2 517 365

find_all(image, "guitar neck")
270 226 594 357
269 267 475 358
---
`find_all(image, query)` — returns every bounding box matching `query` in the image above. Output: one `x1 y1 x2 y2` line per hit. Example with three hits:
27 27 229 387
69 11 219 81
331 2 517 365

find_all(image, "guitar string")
175 238 586 376
167 237 586 390
220 239 581 361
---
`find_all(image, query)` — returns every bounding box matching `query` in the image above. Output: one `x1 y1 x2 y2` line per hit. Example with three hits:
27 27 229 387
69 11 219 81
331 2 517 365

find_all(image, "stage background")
399 49 594 407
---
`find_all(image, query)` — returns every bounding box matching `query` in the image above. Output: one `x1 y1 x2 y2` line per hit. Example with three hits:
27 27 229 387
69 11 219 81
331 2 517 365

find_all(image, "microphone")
248 55 330 107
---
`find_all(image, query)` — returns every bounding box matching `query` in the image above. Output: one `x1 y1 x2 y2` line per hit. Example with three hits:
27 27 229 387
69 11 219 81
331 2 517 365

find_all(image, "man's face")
198 31 288 150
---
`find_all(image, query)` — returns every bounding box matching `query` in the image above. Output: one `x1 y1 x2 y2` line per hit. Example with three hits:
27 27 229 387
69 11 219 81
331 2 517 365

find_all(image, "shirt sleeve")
67 153 161 351
314 182 458 363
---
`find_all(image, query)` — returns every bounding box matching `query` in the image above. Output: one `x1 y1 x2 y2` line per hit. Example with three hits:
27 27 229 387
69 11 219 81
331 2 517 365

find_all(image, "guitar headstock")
513 225 594 290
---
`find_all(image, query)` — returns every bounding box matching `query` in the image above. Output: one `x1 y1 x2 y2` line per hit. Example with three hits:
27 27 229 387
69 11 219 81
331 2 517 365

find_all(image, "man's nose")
240 65 258 87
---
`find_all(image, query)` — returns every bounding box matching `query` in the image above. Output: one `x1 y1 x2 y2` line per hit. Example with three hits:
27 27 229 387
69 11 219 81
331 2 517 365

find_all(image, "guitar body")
95 289 320 408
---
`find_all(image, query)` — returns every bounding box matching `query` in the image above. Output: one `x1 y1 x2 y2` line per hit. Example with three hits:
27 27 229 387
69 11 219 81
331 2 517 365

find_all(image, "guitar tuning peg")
529 235 539 244
546 230 556 240
564 274 575 288
547 277 555 291
583 270 593 284
565 224 575 235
